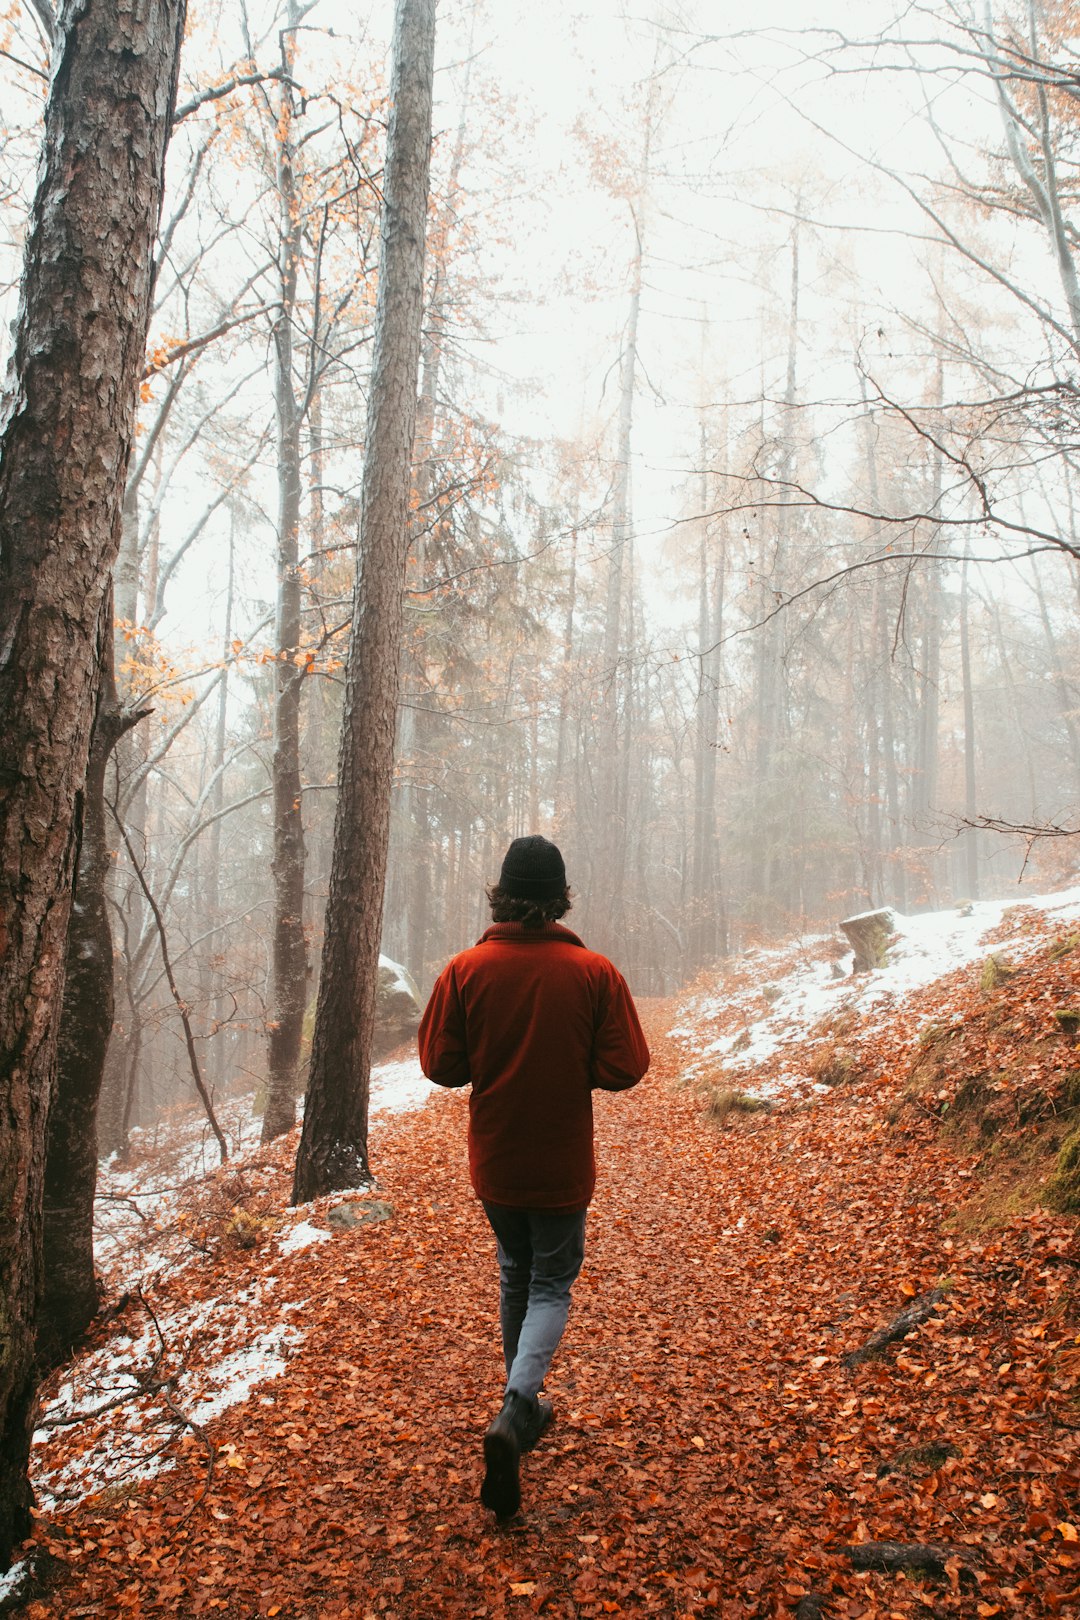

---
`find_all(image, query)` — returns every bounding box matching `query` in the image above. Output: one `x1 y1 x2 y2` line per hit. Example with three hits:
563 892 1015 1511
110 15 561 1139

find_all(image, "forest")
0 0 1079 1608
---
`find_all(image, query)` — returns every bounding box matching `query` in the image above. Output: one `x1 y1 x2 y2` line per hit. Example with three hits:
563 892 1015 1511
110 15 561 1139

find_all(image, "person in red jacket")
418 835 650 1518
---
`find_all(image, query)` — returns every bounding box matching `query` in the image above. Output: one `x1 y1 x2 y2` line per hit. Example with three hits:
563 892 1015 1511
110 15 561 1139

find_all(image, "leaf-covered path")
19 1000 1080 1618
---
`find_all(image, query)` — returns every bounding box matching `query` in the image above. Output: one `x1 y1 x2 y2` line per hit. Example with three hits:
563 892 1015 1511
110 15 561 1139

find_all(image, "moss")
952 1074 991 1113
223 1206 271 1250
1061 1072 1080 1111
1053 1008 1080 1038
1046 1122 1080 1214
1048 932 1080 961
810 1044 858 1087
705 1088 772 1124
917 1021 946 1048
980 954 1017 991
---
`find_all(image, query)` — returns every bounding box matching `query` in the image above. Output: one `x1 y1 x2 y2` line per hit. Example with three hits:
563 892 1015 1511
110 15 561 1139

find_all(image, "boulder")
327 1198 393 1230
839 908 897 972
374 954 423 1059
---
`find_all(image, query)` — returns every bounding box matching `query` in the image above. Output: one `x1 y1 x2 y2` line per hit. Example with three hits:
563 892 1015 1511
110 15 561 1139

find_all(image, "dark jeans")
482 1202 587 1403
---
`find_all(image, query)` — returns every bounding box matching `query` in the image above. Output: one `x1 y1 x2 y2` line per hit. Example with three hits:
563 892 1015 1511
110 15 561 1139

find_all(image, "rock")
877 1440 960 1478
839 908 897 972
980 953 1016 991
327 1198 393 1230
795 1597 826 1620
373 955 423 1060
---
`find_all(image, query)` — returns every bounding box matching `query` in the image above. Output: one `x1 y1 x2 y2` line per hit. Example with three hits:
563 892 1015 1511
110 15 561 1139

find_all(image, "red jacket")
418 922 649 1210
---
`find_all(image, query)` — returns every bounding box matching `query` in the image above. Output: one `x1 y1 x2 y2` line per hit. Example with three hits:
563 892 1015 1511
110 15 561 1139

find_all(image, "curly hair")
486 882 573 928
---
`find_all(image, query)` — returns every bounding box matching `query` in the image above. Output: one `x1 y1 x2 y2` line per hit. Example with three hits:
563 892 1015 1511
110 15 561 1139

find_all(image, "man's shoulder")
466 928 624 979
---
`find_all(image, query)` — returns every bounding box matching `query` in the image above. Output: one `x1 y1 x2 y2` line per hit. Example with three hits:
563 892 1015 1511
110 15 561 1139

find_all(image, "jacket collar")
478 921 586 948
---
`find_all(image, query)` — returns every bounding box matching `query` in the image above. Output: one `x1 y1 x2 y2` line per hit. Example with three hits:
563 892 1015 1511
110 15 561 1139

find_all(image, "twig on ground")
842 1287 949 1369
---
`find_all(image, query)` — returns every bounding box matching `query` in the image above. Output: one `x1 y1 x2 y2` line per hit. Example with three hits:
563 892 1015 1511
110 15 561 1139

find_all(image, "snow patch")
33 1282 301 1509
0 1562 29 1603
671 883 1080 1095
278 1219 332 1254
371 1056 431 1114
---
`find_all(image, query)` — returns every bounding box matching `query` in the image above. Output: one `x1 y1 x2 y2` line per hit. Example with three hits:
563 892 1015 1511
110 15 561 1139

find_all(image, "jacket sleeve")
417 963 471 1089
591 966 650 1092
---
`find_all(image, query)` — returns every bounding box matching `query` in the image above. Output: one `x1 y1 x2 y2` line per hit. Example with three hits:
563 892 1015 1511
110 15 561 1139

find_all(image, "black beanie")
498 835 567 899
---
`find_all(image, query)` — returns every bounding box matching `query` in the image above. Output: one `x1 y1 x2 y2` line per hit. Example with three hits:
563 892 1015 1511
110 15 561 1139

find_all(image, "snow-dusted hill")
668 883 1080 1099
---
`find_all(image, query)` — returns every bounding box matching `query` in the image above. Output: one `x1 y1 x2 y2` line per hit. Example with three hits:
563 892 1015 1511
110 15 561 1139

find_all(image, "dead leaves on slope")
11 941 1080 1620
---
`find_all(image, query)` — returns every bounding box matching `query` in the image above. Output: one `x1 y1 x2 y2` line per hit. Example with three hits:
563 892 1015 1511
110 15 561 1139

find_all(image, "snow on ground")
33 1279 304 1510
32 1052 434 1510
278 1218 333 1254
94 1055 431 1278
370 1055 431 1113
669 882 1080 1098
0 1564 28 1605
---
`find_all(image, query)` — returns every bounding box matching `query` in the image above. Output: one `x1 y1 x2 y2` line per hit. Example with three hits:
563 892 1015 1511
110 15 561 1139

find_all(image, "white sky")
2 0 1070 649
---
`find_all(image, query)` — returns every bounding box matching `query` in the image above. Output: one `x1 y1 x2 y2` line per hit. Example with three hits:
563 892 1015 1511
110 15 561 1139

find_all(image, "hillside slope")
4 893 1080 1619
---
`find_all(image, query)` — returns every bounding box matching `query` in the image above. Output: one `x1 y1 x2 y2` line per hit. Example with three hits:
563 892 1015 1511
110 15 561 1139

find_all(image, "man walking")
418 836 650 1518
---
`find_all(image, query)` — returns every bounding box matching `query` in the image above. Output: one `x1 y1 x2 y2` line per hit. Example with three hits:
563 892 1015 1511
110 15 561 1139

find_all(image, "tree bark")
594 218 642 960
959 549 979 898
38 599 149 1374
292 0 436 1203
752 221 800 923
0 0 184 1564
263 0 310 1143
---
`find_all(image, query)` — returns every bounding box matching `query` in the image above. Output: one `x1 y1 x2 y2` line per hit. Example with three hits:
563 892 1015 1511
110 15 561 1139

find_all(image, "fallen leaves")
15 914 1080 1619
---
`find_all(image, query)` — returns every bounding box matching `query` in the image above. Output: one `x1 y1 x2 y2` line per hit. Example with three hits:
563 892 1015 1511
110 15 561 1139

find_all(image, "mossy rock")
705 1088 771 1124
980 954 1017 992
1046 1123 1080 1214
1048 933 1080 961
1054 1008 1080 1038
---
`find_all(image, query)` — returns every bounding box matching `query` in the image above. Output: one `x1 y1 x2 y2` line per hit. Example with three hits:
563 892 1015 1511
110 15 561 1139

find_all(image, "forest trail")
19 1000 1080 1620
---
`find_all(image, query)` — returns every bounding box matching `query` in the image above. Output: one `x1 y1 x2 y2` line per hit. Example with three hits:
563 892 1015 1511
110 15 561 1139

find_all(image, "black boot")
481 1392 533 1517
520 1397 553 1453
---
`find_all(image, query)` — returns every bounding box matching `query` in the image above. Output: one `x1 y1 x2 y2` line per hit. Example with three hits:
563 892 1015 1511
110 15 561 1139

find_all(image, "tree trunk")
39 604 149 1373
0 0 184 1564
292 0 436 1203
912 354 945 906
752 221 799 924
205 520 235 1087
594 221 642 959
263 1 310 1143
959 549 979 899
690 415 726 971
